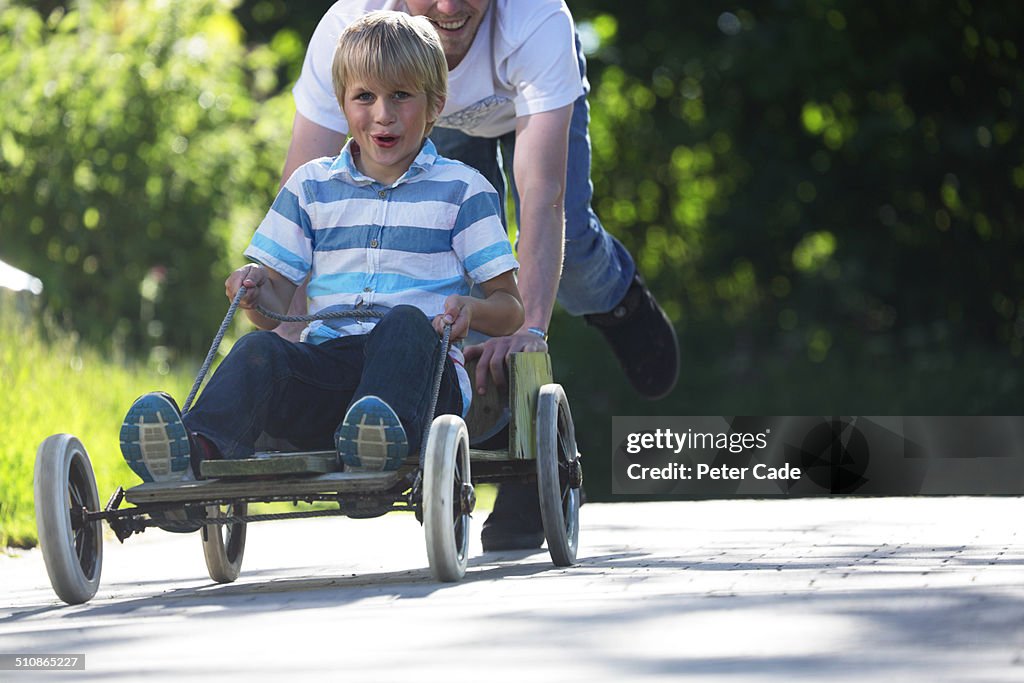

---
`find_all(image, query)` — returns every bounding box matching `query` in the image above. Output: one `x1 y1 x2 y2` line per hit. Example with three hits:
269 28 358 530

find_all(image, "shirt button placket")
368 187 388 306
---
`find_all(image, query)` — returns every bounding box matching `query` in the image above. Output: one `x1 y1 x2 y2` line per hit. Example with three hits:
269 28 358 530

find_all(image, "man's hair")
332 11 448 130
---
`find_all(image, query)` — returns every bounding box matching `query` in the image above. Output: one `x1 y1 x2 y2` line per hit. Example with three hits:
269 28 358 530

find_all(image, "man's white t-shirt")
293 0 585 139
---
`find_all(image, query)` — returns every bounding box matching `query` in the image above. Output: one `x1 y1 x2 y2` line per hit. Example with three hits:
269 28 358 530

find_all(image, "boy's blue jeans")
183 306 462 461
430 33 634 317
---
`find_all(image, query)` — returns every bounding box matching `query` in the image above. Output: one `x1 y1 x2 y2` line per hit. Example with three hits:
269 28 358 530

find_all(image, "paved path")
2 497 1022 682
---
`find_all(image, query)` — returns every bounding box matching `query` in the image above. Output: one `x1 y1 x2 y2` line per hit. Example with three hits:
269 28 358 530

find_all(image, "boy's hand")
433 295 472 340
225 265 266 309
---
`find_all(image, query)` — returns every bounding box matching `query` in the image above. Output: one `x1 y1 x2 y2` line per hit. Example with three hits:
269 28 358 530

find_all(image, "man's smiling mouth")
431 16 470 31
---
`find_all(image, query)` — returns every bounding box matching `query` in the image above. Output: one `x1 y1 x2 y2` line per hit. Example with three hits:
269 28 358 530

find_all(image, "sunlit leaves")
575 0 1023 365
0 0 293 354
801 100 857 150
792 231 836 273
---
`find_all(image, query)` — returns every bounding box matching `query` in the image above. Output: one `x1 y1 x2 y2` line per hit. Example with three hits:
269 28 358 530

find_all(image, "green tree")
0 0 293 356
574 0 1023 359
556 1 1023 499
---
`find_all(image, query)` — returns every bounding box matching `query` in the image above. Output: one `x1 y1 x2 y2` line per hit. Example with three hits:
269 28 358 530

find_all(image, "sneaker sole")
119 394 191 483
335 396 407 471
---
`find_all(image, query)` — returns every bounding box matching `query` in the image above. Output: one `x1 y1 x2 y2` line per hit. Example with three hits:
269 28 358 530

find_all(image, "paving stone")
1 497 1021 682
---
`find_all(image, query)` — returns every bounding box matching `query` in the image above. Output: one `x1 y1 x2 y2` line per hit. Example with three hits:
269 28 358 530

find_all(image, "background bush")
578 1 1023 358
0 0 295 358
559 1 1023 496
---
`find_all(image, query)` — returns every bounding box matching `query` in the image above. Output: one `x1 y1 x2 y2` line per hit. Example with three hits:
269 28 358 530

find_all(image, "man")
280 0 680 550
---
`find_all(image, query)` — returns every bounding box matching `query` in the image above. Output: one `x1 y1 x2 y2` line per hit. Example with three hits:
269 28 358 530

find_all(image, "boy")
119 11 523 493
288 1 679 551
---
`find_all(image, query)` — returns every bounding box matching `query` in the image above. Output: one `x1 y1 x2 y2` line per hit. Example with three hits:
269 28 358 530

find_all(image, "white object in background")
0 258 43 295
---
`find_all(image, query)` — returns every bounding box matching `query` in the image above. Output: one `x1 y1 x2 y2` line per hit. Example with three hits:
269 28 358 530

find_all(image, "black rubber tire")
536 384 581 566
423 415 471 581
201 503 247 583
34 434 103 605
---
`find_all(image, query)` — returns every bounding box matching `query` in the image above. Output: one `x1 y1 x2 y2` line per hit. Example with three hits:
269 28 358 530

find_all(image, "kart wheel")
34 434 103 604
423 415 472 581
536 384 581 566
202 503 247 583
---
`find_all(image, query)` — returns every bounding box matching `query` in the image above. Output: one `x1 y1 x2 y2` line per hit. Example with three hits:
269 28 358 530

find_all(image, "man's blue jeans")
430 34 634 317
183 306 462 460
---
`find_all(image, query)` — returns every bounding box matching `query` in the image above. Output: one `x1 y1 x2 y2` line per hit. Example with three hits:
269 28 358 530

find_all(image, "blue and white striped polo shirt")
243 138 518 413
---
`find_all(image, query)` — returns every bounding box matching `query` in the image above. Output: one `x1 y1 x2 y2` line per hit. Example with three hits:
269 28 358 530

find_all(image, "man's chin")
442 43 472 67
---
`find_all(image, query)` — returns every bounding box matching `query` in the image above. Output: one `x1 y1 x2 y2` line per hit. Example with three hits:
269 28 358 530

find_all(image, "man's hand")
463 331 548 394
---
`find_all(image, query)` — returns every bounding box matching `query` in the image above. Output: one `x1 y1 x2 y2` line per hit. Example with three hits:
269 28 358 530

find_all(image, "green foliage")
562 1 1024 499
0 293 192 547
233 0 335 85
576 0 1024 360
0 0 293 357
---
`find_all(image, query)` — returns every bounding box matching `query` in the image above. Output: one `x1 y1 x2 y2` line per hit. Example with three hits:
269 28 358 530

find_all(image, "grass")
0 297 193 548
0 297 496 549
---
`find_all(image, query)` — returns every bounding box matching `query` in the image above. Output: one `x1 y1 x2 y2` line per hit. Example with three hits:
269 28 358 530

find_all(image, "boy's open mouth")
373 134 399 148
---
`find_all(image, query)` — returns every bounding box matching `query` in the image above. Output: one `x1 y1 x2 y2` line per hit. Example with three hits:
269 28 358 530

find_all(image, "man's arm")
464 104 572 391
512 104 571 336
281 112 345 188
275 112 346 340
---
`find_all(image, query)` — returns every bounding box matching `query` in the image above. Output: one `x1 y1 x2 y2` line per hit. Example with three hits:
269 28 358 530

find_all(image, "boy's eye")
393 91 412 100
354 92 374 102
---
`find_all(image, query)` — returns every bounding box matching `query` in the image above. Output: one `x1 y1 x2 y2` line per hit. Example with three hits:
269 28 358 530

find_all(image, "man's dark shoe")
481 482 544 551
584 271 679 400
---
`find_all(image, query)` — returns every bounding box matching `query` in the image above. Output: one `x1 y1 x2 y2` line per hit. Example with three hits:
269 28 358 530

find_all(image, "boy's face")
342 79 439 185
403 0 490 70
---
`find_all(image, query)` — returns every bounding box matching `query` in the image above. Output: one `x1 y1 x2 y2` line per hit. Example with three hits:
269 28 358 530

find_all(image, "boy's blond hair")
332 11 448 133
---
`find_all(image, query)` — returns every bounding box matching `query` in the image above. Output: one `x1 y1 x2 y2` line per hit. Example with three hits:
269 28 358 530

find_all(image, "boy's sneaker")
119 392 201 533
584 271 679 400
336 396 408 471
119 392 192 483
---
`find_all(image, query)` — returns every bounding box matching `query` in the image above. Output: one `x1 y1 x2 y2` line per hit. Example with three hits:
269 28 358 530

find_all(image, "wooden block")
200 453 338 478
468 447 511 462
463 357 510 446
508 352 552 461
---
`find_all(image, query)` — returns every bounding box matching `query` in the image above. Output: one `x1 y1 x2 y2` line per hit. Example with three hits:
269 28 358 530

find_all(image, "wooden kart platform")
34 352 581 605
123 352 554 505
